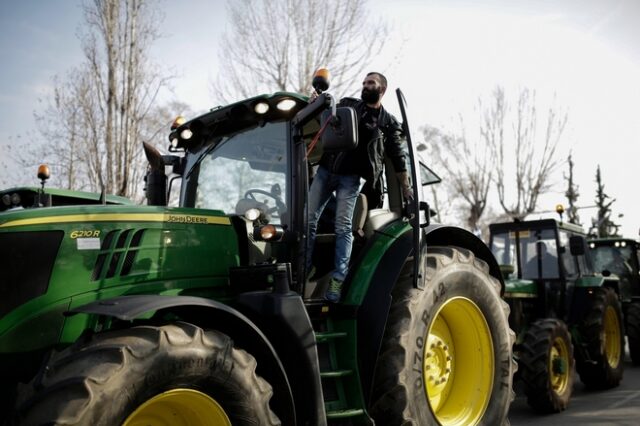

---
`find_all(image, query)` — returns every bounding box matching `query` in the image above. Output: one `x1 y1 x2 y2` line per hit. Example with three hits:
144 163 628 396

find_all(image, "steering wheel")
244 189 285 217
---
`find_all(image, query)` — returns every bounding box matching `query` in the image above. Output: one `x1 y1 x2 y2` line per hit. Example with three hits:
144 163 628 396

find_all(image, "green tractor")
489 218 625 414
588 237 640 365
1 165 133 212
2 80 516 425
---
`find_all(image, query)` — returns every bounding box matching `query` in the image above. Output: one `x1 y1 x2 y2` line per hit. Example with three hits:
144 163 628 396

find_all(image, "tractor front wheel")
14 322 280 426
520 318 575 413
576 287 624 388
370 246 516 426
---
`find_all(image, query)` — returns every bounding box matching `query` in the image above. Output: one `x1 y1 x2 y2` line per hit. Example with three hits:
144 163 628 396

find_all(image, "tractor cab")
489 219 594 316
146 89 435 297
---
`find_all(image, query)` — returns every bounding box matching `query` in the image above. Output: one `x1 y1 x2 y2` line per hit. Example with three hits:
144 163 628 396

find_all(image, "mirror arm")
292 93 333 128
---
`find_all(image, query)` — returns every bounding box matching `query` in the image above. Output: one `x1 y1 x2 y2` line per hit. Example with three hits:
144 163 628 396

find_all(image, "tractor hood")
0 205 240 325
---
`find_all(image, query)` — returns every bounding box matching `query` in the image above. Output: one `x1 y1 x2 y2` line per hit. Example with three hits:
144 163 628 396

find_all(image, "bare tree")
19 0 174 199
422 117 493 233
589 165 620 237
212 0 390 101
487 86 568 220
564 152 580 225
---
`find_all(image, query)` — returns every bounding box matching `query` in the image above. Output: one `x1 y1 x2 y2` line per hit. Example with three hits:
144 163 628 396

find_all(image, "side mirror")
499 264 515 279
320 107 358 152
569 235 585 256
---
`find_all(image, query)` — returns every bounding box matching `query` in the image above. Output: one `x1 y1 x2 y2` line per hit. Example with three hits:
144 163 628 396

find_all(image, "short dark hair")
366 72 387 90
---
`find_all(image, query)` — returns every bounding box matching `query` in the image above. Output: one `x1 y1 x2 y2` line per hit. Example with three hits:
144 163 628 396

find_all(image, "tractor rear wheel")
576 287 624 388
14 322 280 426
519 318 575 413
370 246 516 426
626 301 640 366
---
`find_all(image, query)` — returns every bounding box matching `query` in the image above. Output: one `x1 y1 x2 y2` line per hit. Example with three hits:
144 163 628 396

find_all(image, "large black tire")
626 301 640 366
13 322 280 426
369 246 516 426
576 287 624 389
519 318 575 413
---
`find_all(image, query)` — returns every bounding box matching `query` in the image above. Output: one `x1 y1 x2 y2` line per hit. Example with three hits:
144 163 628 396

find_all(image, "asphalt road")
509 342 640 426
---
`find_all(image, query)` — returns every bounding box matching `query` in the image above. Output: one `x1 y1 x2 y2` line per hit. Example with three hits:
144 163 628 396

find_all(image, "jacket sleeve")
383 115 408 173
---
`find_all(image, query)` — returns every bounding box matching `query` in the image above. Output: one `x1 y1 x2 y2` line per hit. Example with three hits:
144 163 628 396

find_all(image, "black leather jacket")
319 97 407 202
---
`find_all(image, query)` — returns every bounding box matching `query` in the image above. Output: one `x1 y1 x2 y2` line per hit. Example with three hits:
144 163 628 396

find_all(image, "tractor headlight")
254 102 270 114
276 99 296 111
180 128 193 140
244 208 261 222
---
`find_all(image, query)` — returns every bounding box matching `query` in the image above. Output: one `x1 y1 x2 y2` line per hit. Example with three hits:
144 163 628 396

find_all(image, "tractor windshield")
491 228 560 279
185 121 289 224
591 245 634 280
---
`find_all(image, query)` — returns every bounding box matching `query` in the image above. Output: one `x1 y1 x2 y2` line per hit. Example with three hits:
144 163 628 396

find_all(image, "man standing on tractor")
306 71 412 302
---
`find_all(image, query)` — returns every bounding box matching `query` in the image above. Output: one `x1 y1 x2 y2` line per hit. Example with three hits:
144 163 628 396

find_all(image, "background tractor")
489 218 625 414
589 237 640 365
2 74 516 425
1 165 132 212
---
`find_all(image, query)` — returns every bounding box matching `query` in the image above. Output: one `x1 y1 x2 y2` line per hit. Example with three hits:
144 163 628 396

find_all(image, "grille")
91 229 145 281
0 231 63 317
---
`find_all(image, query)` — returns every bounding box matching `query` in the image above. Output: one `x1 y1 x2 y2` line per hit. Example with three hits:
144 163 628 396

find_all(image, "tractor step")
315 331 347 342
320 369 353 378
326 408 365 419
313 316 370 423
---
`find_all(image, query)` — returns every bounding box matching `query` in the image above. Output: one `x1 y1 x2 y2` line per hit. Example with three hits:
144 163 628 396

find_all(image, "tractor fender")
68 294 296 425
423 224 505 292
569 276 620 324
574 275 619 292
357 223 503 405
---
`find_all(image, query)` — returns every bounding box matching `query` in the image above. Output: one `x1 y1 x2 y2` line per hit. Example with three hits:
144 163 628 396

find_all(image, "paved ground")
510 344 640 426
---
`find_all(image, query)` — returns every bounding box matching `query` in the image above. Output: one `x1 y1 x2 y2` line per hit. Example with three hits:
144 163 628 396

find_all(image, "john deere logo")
166 215 209 224
70 230 101 239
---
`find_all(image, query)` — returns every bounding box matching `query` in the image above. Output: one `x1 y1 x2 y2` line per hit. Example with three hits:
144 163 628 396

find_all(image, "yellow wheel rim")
424 297 494 426
122 388 231 426
603 305 622 368
549 336 570 395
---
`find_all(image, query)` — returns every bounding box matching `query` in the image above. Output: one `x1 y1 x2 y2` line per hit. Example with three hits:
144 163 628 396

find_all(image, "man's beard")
361 87 381 104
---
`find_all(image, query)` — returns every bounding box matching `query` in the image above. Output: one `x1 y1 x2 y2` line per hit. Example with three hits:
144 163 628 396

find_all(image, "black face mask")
361 87 382 104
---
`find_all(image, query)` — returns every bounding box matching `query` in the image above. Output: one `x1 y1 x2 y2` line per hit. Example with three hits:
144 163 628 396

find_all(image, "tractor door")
396 89 429 289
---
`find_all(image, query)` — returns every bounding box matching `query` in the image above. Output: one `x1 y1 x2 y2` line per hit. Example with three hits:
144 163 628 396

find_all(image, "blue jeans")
306 166 361 282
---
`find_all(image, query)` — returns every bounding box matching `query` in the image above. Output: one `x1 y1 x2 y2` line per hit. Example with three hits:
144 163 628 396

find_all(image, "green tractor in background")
589 237 640 365
489 218 625 414
2 73 516 425
1 165 133 212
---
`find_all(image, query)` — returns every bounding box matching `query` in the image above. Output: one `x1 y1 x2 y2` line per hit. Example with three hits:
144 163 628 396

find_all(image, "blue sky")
1 0 639 236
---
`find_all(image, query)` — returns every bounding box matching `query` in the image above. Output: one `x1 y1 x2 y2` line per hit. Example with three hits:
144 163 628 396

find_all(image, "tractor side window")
194 122 289 225
521 229 559 279
490 232 518 277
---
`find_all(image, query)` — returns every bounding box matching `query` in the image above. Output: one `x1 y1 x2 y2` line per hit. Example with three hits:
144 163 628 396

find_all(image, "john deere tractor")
1 165 132 212
489 218 624 414
2 74 515 425
589 237 640 365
